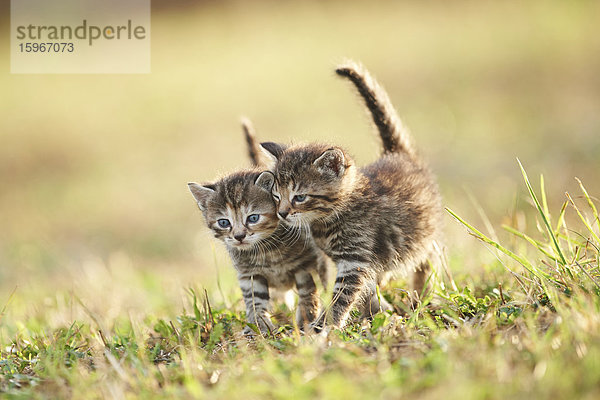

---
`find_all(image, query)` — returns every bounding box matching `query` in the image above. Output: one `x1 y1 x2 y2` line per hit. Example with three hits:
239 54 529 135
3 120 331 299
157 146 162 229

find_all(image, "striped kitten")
187 124 327 335
258 61 443 330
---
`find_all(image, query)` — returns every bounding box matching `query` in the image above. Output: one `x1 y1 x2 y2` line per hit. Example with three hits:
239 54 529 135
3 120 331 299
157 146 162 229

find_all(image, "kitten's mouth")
280 212 300 221
231 240 253 249
286 212 312 225
277 215 292 224
281 214 313 235
229 234 259 249
276 213 290 223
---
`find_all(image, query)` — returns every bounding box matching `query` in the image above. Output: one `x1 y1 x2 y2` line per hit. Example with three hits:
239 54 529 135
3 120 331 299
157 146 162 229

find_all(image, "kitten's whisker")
285 223 301 247
301 219 311 250
279 223 297 242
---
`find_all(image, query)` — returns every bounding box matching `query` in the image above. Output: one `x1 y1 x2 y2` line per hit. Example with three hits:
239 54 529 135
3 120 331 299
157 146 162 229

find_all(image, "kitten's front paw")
244 316 275 337
360 294 393 320
308 315 326 334
296 305 319 332
242 325 257 337
258 317 275 335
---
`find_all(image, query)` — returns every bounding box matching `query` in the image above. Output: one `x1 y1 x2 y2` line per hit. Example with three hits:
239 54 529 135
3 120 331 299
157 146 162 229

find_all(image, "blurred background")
1 0 599 329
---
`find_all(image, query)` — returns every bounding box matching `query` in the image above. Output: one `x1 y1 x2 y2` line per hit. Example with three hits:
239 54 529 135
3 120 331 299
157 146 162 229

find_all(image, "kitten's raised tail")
241 117 261 167
336 60 415 157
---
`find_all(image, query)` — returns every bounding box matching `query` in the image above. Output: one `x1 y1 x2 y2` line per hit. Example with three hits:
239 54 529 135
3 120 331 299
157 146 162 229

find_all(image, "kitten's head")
188 170 279 250
259 142 356 225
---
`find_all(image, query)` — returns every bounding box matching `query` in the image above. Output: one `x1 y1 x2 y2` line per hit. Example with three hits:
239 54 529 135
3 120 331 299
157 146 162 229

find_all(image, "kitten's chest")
312 218 378 263
313 234 333 255
311 222 341 257
231 249 297 287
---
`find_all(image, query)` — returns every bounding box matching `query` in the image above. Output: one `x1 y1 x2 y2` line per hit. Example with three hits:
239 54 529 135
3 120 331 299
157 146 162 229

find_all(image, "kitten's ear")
188 182 215 210
314 148 346 177
259 142 285 169
254 171 275 192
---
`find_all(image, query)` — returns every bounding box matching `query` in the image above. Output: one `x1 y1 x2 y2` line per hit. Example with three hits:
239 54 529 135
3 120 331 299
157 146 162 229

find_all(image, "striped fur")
262 61 442 329
241 118 330 289
335 60 415 157
189 170 328 334
241 117 261 167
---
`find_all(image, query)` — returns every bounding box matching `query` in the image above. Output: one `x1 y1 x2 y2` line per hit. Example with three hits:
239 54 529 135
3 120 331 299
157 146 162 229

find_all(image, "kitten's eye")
247 214 260 224
293 194 308 203
217 219 231 228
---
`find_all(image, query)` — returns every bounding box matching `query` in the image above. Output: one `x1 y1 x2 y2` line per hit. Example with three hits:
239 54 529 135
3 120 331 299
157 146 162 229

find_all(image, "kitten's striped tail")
241 117 261 167
336 60 415 157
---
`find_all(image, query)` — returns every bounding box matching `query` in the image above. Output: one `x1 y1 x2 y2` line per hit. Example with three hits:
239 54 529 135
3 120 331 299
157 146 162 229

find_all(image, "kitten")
258 60 443 329
187 123 328 335
241 117 328 289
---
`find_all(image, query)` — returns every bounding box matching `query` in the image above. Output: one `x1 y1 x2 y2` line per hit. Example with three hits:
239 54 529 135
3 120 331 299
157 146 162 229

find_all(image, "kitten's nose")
278 210 289 219
234 233 246 242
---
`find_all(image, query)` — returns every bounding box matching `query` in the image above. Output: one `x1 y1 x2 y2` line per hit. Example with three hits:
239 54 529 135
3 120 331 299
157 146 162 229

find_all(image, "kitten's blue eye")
217 219 231 228
247 214 260 224
294 194 307 203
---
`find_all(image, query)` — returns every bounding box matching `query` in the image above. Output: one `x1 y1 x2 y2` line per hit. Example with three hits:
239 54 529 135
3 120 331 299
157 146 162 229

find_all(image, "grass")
2 1 600 398
1 168 600 399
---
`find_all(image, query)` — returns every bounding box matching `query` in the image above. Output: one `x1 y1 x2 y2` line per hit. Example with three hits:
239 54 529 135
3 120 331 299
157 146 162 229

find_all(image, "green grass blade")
540 174 550 218
502 224 559 263
446 207 551 282
576 178 599 219
517 159 567 265
566 192 600 245
554 200 568 236
576 178 600 231
575 261 600 291
464 187 498 242
0 287 17 325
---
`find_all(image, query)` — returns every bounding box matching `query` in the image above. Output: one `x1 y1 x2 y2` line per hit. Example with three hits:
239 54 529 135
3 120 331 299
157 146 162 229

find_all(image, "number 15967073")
19 42 74 52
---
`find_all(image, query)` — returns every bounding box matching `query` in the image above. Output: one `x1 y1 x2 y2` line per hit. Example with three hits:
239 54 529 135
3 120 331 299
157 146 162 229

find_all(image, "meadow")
1 1 600 398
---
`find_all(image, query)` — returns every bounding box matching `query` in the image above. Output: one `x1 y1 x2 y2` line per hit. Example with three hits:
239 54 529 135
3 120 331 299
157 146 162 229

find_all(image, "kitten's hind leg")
410 260 433 305
294 271 320 331
359 282 392 320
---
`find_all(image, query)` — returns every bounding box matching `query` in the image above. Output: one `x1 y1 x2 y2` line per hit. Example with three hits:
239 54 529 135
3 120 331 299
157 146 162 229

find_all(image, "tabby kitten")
188 123 327 334
259 60 442 329
241 116 328 292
